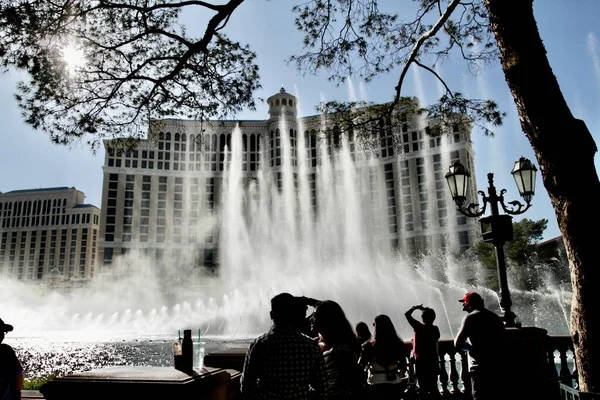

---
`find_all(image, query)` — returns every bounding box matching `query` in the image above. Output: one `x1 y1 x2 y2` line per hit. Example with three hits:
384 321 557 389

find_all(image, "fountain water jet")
0 91 573 342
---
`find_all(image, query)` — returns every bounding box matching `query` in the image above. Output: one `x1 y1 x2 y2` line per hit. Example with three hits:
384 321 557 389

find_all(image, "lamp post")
445 157 538 327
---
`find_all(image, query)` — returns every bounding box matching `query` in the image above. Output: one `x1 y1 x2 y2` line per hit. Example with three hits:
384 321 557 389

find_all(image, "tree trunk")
484 0 600 393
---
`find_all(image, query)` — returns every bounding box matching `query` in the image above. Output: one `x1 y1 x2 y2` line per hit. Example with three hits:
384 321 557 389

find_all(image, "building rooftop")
537 235 564 247
3 186 74 195
73 204 99 209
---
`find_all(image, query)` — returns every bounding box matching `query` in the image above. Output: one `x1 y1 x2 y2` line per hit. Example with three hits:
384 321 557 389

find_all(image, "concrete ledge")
40 366 239 400
22 390 44 399
205 347 248 372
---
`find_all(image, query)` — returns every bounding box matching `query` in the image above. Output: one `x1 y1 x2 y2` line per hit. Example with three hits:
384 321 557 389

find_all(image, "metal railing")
403 335 577 399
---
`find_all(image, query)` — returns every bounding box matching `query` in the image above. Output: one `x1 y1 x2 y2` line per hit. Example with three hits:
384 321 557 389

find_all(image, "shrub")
23 375 56 391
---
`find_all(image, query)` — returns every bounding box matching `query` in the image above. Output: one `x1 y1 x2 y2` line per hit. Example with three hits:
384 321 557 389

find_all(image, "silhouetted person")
359 314 408 400
355 322 371 348
0 317 23 400
354 321 372 387
312 300 364 399
405 304 440 399
296 296 320 338
454 292 506 400
240 293 328 399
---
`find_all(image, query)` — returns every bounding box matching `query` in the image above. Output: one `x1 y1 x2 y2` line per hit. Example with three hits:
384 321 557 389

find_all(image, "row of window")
0 228 97 279
106 128 466 172
1 211 98 229
268 98 295 108
102 148 466 240
103 246 218 269
104 175 217 244
0 197 66 215
403 230 470 256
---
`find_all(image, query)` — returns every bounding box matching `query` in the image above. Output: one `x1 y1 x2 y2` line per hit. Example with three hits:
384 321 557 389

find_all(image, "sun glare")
60 44 86 76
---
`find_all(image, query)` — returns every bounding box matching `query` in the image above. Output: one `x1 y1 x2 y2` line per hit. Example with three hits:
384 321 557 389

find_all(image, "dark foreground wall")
40 366 241 400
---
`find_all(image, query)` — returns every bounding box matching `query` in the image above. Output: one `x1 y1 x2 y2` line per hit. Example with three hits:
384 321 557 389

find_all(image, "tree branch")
413 59 453 97
393 0 461 104
96 1 225 13
195 0 246 53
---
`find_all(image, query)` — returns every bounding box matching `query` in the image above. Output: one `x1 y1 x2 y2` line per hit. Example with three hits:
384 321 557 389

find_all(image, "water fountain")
0 87 572 380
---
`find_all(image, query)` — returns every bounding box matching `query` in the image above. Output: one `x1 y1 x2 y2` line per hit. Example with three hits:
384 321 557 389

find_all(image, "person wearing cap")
240 293 328 399
0 317 23 400
405 304 441 399
454 292 506 400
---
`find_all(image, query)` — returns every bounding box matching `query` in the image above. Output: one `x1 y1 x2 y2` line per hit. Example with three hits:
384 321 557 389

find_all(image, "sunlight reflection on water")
7 334 252 379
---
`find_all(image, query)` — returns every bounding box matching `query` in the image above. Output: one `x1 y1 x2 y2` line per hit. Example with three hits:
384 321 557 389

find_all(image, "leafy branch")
291 0 504 141
0 0 255 151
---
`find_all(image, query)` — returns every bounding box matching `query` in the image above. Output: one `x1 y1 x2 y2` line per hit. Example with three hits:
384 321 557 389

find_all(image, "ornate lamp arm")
456 190 487 218
498 189 532 215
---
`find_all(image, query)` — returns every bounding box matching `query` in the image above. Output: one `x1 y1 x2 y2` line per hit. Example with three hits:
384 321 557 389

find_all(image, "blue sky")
1 0 599 241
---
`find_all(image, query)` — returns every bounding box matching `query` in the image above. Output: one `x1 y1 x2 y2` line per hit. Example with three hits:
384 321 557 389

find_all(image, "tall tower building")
99 88 480 273
0 187 100 282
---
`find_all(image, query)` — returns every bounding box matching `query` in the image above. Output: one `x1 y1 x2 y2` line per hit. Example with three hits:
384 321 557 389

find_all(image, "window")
104 248 113 262
459 231 469 245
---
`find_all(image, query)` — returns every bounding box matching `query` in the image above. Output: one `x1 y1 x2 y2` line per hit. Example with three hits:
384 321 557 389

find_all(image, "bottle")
182 329 193 372
173 330 183 371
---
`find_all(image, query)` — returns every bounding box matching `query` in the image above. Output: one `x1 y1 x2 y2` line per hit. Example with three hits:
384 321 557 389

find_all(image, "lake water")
6 334 252 379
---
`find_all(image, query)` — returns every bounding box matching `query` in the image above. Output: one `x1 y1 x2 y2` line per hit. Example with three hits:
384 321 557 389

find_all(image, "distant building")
99 88 481 271
0 187 100 282
537 235 566 263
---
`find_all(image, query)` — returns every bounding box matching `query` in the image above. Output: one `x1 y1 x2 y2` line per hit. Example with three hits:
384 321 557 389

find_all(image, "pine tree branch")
413 59 453 97
393 0 461 104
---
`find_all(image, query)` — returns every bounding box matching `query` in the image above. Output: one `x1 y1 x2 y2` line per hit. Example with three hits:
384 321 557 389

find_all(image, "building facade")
0 187 100 282
99 88 481 271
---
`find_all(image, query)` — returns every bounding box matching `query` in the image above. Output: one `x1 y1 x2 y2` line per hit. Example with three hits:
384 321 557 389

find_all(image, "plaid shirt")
240 325 328 400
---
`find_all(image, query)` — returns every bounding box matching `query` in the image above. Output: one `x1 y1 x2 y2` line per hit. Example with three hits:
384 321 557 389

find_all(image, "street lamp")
445 157 538 327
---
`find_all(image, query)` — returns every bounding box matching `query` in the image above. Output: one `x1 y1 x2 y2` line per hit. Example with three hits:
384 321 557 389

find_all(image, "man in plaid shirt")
240 293 328 399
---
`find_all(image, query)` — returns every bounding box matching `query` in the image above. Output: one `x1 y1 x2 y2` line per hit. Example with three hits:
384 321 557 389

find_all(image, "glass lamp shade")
445 161 470 206
511 157 537 203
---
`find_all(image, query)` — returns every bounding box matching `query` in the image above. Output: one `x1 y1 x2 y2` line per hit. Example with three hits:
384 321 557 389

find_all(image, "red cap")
459 292 484 307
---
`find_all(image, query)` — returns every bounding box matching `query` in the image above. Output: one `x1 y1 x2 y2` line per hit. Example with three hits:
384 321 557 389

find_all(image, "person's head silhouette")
459 292 484 312
270 293 300 327
421 308 436 325
356 321 371 342
0 317 14 344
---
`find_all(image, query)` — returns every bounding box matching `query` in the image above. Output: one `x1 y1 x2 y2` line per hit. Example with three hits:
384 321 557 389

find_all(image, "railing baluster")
558 342 572 387
439 350 450 397
546 340 558 381
448 349 460 394
460 350 471 397
433 335 576 399
570 343 578 390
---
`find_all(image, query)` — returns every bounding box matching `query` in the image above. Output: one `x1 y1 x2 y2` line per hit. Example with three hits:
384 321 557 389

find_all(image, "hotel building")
0 187 100 281
99 88 481 270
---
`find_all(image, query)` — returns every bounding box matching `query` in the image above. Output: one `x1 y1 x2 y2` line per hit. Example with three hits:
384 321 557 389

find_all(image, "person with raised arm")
240 293 328 400
405 304 441 399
